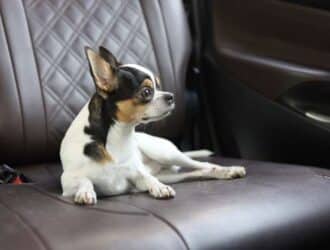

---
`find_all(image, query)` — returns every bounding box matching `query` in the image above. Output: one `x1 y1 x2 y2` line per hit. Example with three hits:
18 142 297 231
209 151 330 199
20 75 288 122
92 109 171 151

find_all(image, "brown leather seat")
0 1 330 249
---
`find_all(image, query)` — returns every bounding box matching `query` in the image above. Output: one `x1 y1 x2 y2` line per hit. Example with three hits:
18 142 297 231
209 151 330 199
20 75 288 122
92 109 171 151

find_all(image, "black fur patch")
83 94 115 162
84 94 114 144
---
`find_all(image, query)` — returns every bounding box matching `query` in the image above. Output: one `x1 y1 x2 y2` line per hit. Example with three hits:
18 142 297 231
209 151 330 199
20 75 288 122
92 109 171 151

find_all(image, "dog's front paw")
206 165 246 179
74 189 97 205
148 182 176 199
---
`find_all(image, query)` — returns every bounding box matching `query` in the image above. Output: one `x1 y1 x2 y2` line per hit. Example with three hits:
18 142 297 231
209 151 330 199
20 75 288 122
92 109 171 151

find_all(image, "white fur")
60 67 246 205
184 149 214 158
119 64 156 86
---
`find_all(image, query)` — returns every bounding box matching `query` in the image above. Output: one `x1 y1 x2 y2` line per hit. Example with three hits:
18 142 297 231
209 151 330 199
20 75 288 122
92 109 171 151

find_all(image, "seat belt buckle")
0 164 28 184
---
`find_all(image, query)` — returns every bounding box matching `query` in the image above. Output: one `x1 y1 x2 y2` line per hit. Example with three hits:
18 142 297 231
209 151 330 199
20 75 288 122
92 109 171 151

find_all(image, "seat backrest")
0 0 191 164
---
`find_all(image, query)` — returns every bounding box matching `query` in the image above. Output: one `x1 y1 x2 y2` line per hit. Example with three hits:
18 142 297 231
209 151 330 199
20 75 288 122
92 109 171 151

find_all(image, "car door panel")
211 0 330 99
200 0 330 167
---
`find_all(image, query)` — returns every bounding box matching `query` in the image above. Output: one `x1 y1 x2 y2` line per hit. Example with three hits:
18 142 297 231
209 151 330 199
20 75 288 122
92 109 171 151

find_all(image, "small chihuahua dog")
60 47 246 205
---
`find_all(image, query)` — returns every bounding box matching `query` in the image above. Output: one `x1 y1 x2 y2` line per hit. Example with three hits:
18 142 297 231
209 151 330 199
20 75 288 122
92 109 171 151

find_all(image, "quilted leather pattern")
24 0 159 147
0 0 190 163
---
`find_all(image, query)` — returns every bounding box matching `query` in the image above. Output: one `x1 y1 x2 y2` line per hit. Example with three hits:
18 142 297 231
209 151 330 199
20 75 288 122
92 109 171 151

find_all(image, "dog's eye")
140 87 153 100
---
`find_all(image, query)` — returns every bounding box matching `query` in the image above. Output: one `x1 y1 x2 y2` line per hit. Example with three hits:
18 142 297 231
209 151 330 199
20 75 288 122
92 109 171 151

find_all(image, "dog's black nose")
164 93 174 105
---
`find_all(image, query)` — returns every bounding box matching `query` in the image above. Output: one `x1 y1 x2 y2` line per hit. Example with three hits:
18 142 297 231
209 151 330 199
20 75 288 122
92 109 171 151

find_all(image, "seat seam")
139 0 161 75
158 0 177 94
30 185 148 216
0 196 49 250
21 0 49 156
0 7 27 157
138 0 163 133
113 199 190 250
31 185 189 249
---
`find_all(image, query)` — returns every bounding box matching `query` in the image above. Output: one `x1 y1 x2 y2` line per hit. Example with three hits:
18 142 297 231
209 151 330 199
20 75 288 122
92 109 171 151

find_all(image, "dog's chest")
105 130 140 165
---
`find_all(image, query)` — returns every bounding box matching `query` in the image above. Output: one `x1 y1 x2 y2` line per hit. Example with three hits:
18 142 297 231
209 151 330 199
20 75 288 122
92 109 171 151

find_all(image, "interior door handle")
305 111 330 123
278 82 330 126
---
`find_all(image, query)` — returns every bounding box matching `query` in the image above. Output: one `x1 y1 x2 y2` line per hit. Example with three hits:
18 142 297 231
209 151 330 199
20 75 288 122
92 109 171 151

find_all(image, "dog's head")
85 46 175 125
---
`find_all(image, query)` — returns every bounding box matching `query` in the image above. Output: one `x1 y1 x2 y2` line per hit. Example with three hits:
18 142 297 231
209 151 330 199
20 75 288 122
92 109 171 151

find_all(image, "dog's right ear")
85 47 118 96
99 46 121 68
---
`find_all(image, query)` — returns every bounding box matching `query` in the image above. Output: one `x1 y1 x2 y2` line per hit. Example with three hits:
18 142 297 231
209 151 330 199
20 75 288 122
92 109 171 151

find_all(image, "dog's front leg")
131 169 176 199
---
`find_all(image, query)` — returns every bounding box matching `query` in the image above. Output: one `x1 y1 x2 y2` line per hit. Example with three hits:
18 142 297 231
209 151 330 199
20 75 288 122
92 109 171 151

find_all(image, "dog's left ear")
99 46 121 68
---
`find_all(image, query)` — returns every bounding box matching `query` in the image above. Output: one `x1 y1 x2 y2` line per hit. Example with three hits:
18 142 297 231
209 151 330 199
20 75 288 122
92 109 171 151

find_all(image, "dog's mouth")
142 110 172 122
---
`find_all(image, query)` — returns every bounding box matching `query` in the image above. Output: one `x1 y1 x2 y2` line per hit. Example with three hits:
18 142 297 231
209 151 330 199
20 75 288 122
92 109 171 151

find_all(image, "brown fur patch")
97 145 113 164
142 79 154 88
84 142 113 164
116 99 148 123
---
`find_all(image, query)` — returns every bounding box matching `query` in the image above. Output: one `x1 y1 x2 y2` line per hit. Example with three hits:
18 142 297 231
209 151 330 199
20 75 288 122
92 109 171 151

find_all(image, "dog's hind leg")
136 132 246 178
156 167 245 184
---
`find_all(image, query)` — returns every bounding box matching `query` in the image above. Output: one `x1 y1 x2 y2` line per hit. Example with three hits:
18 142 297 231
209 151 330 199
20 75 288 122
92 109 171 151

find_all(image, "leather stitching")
24 0 159 149
30 185 148 216
31 182 188 248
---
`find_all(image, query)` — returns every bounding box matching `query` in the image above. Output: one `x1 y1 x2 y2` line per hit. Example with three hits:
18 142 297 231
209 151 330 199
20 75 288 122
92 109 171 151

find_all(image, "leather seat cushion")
1 157 329 250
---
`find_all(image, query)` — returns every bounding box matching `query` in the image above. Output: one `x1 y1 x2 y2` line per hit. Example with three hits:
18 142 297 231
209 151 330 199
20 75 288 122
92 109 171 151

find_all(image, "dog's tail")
183 149 214 158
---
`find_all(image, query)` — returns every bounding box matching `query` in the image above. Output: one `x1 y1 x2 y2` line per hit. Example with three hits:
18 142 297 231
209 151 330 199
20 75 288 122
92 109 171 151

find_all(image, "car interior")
1 0 330 249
